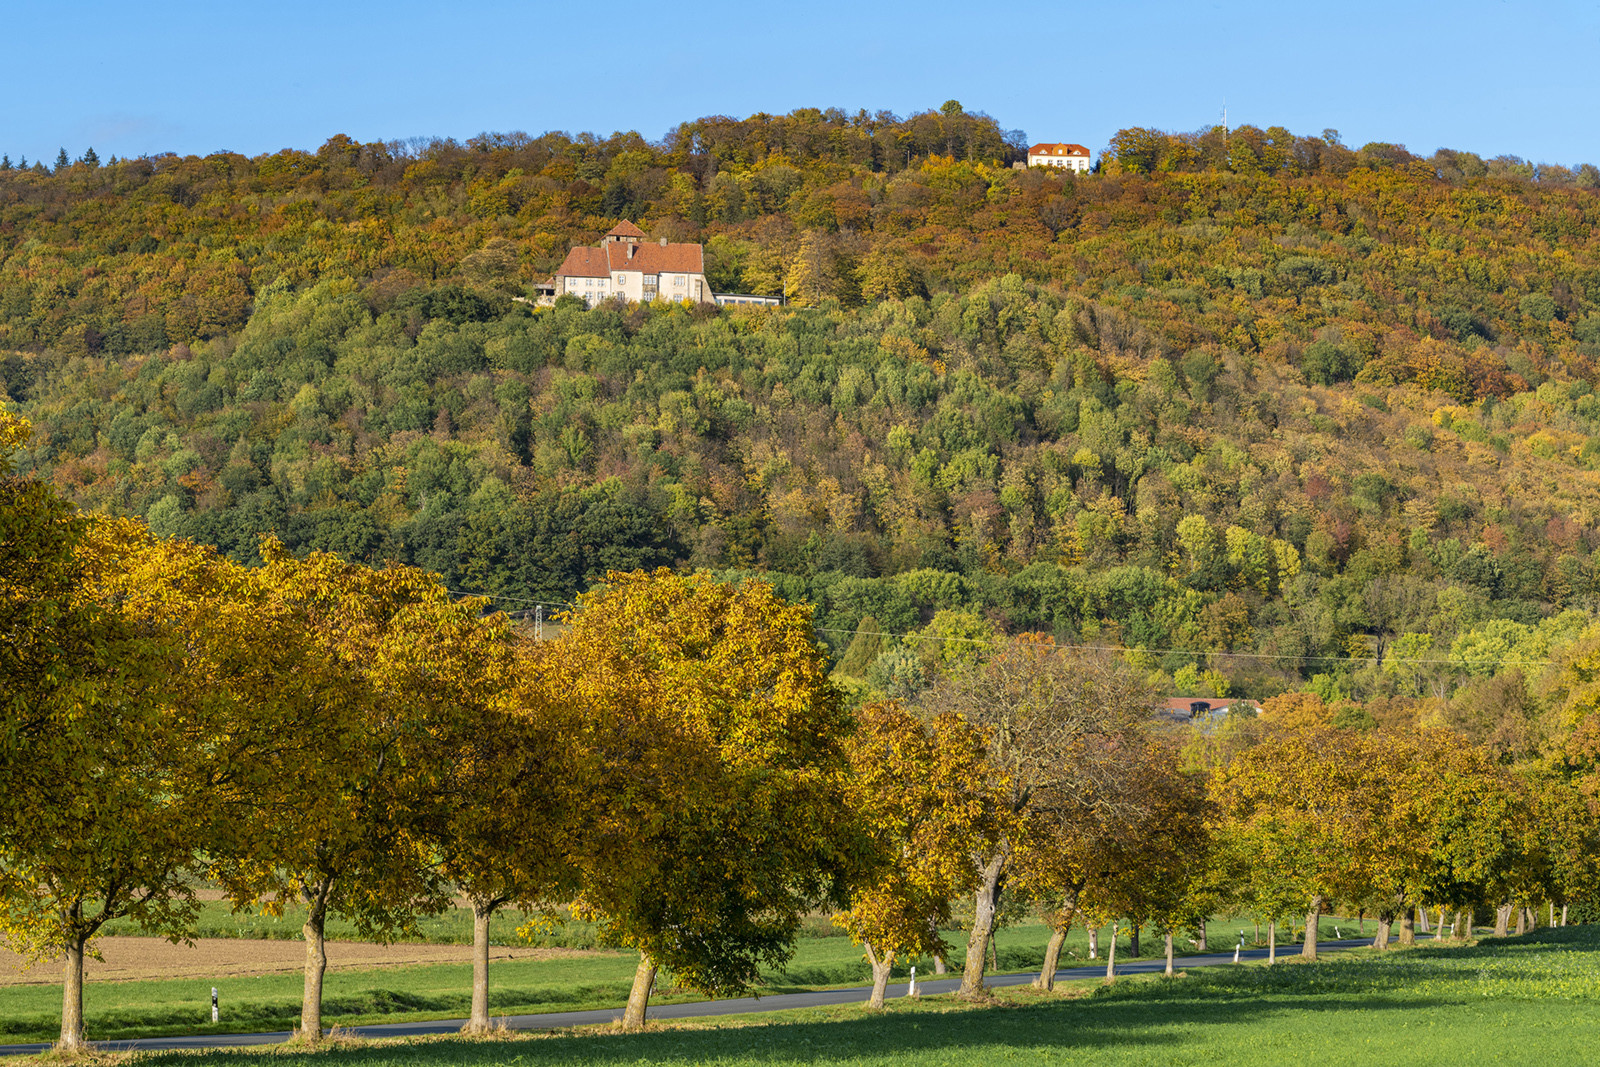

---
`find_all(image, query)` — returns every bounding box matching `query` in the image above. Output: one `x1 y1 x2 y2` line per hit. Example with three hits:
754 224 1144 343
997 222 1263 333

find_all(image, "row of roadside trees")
4 407 1598 1048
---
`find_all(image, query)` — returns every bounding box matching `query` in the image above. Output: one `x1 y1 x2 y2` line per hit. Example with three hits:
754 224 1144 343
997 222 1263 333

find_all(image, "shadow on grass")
130 986 1458 1067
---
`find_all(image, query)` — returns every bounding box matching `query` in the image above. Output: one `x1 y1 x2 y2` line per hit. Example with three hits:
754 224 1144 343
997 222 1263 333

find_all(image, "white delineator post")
211 987 219 1023
908 966 917 997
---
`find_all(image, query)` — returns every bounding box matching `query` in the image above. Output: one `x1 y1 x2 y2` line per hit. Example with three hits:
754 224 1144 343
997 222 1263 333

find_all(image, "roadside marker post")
908 966 917 997
211 987 218 1023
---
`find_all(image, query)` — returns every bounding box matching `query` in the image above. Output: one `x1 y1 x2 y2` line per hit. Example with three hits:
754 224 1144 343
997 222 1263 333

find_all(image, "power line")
809 623 1556 669
451 591 1559 671
444 589 575 611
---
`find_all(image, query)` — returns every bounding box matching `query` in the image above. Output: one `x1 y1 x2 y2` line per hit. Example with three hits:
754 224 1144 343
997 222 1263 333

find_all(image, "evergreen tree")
82 147 99 168
0 155 10 170
55 147 70 171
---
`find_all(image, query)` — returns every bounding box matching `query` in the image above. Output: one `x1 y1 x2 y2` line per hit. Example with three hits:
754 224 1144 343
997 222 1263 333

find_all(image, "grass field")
101 925 1600 1067
0 914 1356 1044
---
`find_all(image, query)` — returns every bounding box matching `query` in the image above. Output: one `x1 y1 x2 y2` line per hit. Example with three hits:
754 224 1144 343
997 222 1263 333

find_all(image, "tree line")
7 407 1599 1048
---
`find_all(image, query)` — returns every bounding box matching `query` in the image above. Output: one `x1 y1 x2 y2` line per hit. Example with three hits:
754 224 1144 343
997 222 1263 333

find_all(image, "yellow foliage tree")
0 428 219 1049
833 703 1000 1008
547 569 860 1029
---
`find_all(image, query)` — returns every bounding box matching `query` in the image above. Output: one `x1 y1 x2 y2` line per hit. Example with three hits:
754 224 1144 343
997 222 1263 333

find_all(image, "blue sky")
4 0 1597 167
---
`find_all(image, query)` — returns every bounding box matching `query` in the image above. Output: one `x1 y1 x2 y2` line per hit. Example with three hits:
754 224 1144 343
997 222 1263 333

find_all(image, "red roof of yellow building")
1028 143 1091 157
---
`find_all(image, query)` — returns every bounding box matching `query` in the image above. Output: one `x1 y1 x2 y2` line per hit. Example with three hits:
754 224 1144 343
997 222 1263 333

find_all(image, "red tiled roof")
554 246 609 279
605 220 648 239
1028 143 1091 157
605 241 704 275
554 229 706 281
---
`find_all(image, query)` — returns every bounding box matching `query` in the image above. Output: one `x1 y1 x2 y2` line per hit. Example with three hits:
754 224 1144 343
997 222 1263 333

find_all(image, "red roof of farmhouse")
554 246 609 278
1028 143 1091 156
554 224 706 278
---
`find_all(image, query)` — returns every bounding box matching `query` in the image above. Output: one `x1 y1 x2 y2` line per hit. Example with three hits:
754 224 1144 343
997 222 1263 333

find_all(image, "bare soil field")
0 938 596 986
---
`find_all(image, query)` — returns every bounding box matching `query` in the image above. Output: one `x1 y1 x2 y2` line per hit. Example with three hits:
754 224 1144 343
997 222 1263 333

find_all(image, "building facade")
543 221 714 307
1027 142 1092 172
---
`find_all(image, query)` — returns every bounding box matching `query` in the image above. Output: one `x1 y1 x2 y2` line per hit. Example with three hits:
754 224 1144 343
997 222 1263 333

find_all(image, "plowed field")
0 938 588 985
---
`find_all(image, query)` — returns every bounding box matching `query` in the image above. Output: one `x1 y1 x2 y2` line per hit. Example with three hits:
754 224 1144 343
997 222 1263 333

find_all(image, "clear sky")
4 0 1597 167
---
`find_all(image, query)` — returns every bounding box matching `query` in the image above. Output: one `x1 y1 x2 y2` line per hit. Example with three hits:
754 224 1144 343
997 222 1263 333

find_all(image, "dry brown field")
0 938 591 985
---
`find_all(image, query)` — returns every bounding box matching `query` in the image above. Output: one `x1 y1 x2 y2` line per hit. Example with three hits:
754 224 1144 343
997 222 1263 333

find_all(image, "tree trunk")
299 879 332 1042
1087 926 1099 959
464 899 500 1033
59 930 88 1050
1164 929 1175 976
1495 903 1512 937
1104 921 1118 983
1195 921 1207 952
1035 927 1068 990
1453 909 1468 939
933 952 947 975
1302 897 1323 960
1437 906 1447 936
1562 904 1569 926
1268 920 1276 964
1418 906 1429 933
1374 914 1391 950
621 953 656 1030
865 944 893 1010
1399 908 1415 946
959 851 1007 998
1129 921 1141 957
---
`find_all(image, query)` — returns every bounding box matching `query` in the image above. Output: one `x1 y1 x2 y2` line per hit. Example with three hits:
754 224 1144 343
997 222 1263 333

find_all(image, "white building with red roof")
541 221 713 307
1027 142 1092 172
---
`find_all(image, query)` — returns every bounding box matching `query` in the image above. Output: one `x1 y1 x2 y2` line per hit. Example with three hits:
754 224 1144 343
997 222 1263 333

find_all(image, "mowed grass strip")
87 926 1600 1067
0 914 1371 1045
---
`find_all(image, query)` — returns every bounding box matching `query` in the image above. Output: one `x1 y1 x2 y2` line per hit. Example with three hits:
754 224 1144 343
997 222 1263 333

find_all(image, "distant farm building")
1159 697 1260 728
1027 142 1092 172
537 222 781 308
538 221 712 307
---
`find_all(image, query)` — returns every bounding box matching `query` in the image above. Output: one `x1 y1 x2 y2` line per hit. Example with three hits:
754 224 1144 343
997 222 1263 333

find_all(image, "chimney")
659 237 667 246
628 244 635 260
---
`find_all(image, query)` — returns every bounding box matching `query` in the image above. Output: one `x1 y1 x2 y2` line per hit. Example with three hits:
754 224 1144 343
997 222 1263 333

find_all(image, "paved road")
0 938 1379 1057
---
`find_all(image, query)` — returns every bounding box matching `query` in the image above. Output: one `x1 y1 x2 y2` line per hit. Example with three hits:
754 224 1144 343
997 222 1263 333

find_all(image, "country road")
0 938 1379 1057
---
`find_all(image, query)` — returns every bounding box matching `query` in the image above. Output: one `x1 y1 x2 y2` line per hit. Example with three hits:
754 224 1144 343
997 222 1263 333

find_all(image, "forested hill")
6 105 1600 722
